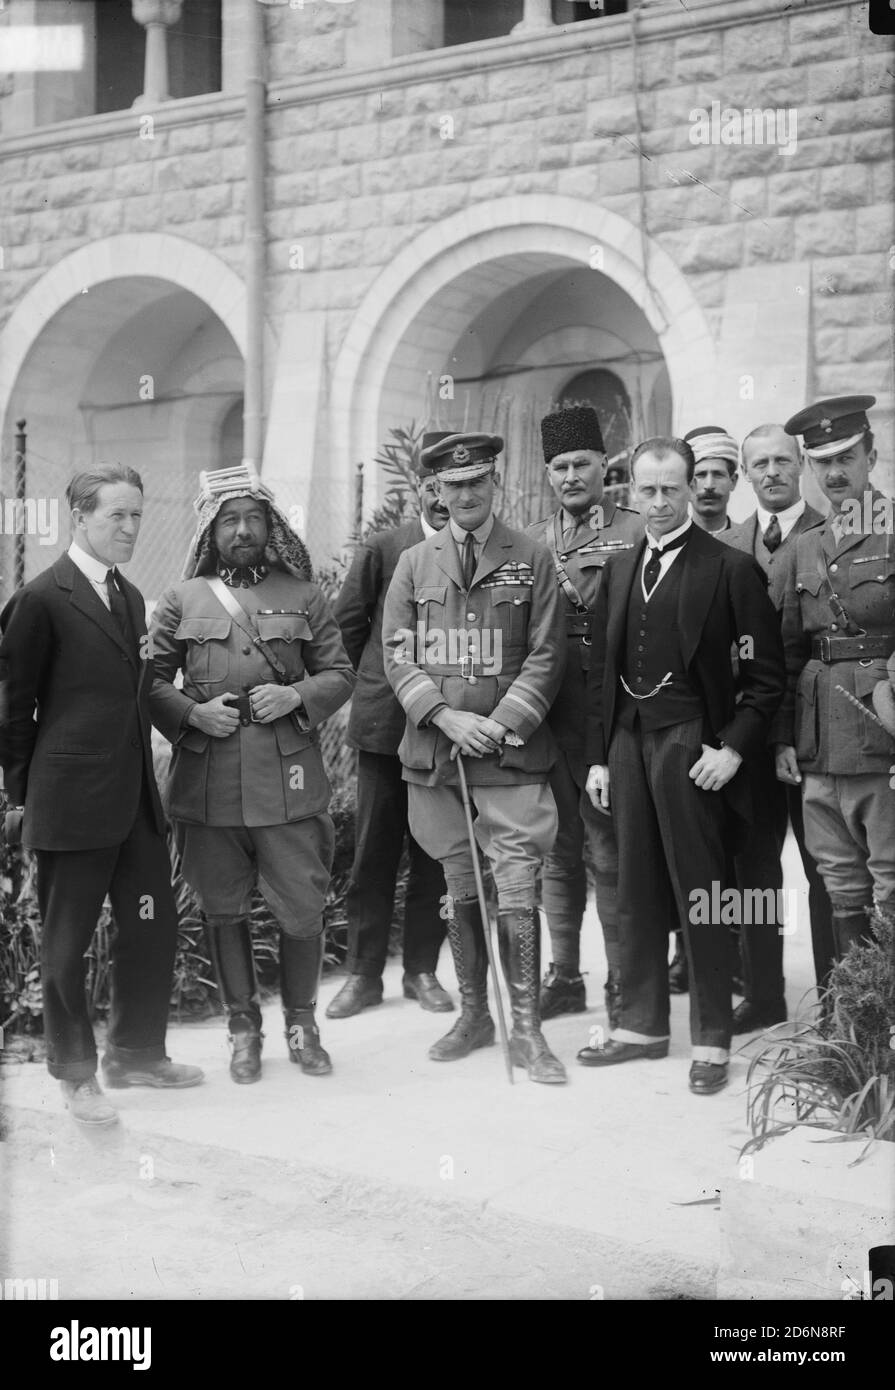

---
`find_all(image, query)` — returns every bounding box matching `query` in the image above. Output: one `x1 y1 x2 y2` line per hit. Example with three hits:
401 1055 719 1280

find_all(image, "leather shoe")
61 1077 118 1127
228 1030 263 1084
101 1056 205 1089
732 999 787 1034
402 971 454 1013
325 974 383 1019
577 1037 668 1066
688 1060 728 1095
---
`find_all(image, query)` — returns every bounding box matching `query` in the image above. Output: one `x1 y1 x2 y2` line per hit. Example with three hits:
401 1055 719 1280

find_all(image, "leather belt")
810 634 895 662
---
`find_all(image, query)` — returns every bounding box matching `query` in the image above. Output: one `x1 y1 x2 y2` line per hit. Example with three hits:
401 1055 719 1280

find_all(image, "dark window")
553 0 628 20
559 369 633 471
95 2 145 114
95 0 221 115
443 0 524 47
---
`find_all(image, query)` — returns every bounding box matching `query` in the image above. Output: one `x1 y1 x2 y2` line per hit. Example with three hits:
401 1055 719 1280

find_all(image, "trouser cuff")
103 1041 167 1065
611 1028 670 1044
345 959 385 980
48 1057 97 1083
691 1045 730 1064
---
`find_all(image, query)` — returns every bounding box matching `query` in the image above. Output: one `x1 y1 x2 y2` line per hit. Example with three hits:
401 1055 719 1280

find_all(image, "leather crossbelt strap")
546 514 590 615
810 634 895 662
205 576 289 683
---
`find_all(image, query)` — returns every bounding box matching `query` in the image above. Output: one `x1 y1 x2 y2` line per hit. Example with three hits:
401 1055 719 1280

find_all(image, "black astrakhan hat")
541 405 605 464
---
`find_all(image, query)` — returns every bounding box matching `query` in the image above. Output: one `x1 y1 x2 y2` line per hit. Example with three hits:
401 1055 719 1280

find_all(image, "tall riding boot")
497 909 567 1084
280 932 332 1075
205 921 263 1084
832 907 874 959
428 898 495 1061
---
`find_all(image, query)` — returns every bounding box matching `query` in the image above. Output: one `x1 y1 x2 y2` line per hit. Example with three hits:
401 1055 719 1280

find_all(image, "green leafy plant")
743 909 895 1165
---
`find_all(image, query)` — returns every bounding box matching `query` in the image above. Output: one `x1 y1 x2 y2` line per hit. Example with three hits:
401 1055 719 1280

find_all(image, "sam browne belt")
810 634 895 662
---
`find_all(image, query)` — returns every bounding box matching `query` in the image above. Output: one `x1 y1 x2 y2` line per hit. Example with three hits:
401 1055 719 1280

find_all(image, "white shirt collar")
645 516 692 551
69 540 114 585
756 497 806 540
449 514 494 547
420 515 439 539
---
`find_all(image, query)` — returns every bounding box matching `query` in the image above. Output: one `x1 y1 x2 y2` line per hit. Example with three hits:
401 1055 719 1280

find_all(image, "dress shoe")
402 971 455 1013
325 974 383 1019
101 1056 205 1089
668 934 688 994
61 1077 119 1127
731 999 787 1034
577 1037 668 1066
228 1029 263 1084
539 963 586 1019
688 1060 728 1095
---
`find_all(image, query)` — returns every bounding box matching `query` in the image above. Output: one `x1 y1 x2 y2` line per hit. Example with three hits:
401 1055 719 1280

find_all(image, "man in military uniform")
722 424 834 1027
383 433 568 1083
150 465 355 1083
777 396 895 956
527 405 643 1024
327 437 453 1019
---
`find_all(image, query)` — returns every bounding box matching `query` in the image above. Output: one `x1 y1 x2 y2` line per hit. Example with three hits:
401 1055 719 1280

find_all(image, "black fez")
417 430 453 478
541 406 606 464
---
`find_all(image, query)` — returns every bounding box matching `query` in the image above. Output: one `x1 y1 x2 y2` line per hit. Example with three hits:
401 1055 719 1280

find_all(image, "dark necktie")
762 514 782 554
462 532 477 590
643 531 689 598
105 569 129 638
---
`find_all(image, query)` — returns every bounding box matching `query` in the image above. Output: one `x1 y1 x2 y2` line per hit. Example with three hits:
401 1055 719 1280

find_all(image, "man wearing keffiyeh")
149 464 355 1086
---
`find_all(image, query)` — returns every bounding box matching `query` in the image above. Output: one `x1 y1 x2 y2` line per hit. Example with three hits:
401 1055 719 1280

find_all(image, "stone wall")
0 0 892 478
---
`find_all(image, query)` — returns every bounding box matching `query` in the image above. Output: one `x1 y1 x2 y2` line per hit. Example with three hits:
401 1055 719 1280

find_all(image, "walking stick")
454 752 514 1085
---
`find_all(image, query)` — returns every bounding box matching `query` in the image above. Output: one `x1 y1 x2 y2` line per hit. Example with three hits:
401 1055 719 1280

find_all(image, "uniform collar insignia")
218 561 269 588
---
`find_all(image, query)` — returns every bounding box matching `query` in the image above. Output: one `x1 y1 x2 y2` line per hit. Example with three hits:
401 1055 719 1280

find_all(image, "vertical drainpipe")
244 0 266 469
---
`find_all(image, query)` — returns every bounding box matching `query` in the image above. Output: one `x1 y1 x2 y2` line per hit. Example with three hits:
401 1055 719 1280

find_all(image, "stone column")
131 0 183 107
512 0 555 34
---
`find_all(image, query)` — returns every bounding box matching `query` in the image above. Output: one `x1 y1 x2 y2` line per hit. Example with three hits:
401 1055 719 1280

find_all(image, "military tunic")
780 494 895 907
382 516 565 902
149 570 355 935
150 571 355 826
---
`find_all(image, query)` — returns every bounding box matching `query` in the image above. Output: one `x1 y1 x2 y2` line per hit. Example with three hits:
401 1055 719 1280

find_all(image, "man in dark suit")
722 424 834 1028
0 465 203 1127
326 442 453 1019
578 437 785 1095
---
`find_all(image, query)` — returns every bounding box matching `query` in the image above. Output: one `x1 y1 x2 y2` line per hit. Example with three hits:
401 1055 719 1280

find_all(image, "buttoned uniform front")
149 570 355 934
778 494 895 912
383 516 565 794
722 505 835 998
527 499 645 993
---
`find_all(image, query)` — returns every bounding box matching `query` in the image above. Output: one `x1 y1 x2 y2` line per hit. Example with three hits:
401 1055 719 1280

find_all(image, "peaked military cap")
541 405 605 463
420 432 503 483
784 396 876 460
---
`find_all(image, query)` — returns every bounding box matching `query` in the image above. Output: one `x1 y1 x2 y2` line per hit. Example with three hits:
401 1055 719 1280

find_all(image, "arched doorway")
330 196 716 537
1 279 243 600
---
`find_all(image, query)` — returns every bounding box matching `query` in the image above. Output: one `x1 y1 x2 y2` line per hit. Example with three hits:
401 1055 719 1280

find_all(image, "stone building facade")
0 0 892 599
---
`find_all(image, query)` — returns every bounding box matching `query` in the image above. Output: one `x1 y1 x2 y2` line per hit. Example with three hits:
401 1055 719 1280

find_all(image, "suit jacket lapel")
678 529 722 669
62 557 137 667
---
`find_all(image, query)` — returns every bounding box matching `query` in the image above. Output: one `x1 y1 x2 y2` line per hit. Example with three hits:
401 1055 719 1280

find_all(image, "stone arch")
0 233 274 442
329 194 717 513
